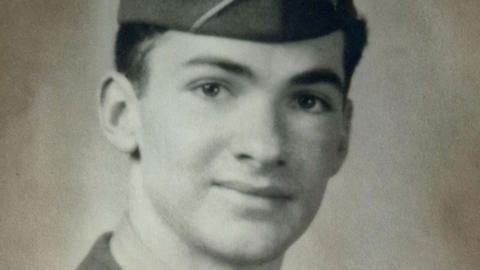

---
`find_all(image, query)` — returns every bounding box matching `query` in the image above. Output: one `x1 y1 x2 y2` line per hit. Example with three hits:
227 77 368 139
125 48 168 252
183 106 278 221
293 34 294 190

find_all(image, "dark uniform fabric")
77 233 122 270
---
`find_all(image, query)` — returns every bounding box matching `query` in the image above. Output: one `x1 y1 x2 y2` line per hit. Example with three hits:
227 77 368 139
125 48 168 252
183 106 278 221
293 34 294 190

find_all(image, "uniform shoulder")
77 232 122 270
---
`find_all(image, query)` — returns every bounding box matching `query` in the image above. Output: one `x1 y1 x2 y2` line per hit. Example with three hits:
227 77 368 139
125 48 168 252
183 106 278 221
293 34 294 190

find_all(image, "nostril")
276 160 286 167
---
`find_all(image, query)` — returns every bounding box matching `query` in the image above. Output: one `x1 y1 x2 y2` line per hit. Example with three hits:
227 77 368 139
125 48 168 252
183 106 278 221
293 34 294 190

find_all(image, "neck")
111 163 284 270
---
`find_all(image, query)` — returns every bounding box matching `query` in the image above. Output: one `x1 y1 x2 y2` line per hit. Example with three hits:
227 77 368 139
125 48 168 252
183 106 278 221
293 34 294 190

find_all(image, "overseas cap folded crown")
118 0 360 42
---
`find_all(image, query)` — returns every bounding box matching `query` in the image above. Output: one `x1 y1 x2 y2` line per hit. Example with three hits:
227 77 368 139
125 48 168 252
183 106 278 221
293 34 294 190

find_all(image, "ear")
338 98 353 160
98 71 141 154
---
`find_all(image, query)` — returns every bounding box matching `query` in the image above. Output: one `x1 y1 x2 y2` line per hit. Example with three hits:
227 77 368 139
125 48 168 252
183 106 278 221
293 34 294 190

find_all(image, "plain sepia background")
1 1 479 269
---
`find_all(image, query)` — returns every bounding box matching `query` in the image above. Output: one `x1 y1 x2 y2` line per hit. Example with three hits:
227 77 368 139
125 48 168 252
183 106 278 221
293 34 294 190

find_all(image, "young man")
79 0 367 269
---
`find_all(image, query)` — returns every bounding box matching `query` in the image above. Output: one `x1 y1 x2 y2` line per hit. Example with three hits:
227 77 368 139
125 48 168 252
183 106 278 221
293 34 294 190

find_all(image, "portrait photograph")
0 1 479 269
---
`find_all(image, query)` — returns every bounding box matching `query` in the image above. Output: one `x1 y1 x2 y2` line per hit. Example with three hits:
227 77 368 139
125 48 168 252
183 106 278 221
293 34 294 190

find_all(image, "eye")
294 93 332 113
193 82 230 99
200 83 221 97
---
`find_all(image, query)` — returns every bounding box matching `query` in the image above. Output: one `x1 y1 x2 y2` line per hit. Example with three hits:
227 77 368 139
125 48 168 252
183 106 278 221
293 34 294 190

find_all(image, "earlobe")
98 71 141 154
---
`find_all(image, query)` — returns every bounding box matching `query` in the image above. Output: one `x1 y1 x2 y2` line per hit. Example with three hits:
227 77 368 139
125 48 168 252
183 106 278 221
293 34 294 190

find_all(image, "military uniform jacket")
77 233 122 270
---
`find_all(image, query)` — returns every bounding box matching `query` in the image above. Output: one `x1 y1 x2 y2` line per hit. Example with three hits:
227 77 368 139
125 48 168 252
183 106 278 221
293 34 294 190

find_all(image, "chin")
204 238 288 266
192 220 301 265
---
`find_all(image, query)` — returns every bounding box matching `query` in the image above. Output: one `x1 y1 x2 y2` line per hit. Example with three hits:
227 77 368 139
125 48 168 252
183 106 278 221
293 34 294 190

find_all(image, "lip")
212 180 293 200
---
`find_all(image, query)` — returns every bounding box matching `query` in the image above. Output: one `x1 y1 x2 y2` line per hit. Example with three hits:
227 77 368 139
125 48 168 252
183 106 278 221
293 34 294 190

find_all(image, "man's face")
136 30 349 262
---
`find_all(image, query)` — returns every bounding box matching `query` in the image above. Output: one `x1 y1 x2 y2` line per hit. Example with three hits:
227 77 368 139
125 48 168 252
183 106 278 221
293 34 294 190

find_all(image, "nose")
229 99 286 169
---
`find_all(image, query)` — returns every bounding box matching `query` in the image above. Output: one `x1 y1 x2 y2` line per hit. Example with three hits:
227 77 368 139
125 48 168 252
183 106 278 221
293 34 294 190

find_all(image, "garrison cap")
118 0 360 42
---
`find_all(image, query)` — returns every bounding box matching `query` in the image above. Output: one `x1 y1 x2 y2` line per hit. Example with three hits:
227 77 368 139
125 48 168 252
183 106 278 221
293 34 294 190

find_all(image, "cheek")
286 119 344 202
139 95 225 171
289 118 343 171
292 142 337 203
136 99 228 209
138 118 228 230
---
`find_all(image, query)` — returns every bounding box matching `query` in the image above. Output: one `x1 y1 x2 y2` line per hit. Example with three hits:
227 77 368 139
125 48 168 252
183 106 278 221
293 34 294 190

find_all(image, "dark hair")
115 20 367 95
342 18 368 90
114 24 167 96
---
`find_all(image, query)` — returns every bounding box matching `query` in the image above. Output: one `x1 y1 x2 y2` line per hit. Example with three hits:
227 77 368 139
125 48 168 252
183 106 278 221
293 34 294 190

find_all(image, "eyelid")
187 78 238 101
290 90 334 113
292 89 333 105
187 77 234 92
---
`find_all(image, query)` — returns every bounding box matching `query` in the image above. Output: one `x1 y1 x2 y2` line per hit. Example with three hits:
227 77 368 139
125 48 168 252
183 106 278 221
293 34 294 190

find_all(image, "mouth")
212 180 293 201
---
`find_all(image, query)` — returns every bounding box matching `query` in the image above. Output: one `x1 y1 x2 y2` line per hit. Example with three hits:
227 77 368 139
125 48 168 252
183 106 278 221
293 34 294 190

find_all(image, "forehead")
146 30 346 83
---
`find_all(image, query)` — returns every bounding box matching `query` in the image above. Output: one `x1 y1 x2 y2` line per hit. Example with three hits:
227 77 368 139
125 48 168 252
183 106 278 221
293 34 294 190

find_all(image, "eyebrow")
184 56 343 91
184 56 256 80
289 69 344 91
